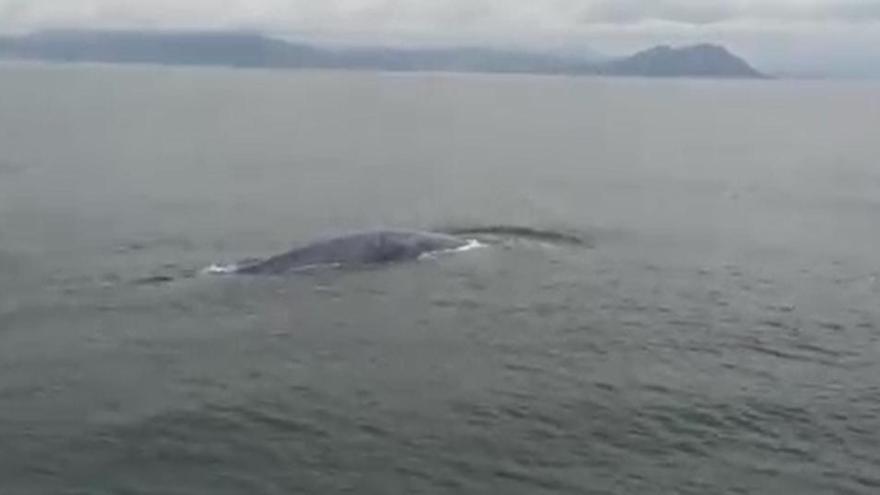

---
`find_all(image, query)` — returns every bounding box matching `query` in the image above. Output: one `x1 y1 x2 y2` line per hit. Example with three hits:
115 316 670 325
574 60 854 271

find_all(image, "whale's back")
236 230 467 274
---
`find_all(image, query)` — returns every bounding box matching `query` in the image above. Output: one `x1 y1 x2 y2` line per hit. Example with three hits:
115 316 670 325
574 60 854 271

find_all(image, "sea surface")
2 63 880 494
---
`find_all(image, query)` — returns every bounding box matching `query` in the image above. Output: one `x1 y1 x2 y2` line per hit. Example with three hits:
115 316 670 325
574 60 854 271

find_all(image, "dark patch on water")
0 160 25 176
113 237 196 254
133 274 177 286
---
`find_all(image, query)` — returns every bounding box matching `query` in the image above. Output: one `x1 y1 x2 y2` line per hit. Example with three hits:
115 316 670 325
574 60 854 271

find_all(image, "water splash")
419 239 487 260
201 263 240 275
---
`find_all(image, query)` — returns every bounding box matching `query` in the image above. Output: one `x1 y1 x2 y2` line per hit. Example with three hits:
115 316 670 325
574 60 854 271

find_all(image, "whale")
229 230 476 275
131 225 593 285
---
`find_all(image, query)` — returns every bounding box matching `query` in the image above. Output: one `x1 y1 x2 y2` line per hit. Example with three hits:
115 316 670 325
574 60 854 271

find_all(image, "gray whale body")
235 230 470 274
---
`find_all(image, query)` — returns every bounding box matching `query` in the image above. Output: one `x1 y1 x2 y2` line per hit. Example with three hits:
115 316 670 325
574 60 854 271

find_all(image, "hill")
601 44 766 78
0 30 766 79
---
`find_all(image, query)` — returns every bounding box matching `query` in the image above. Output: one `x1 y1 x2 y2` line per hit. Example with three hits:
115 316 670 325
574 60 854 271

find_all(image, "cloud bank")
3 0 880 32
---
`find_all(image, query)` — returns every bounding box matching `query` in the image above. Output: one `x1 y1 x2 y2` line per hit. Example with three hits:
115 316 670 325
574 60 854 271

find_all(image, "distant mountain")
0 30 766 79
0 30 592 73
0 30 325 68
601 44 766 79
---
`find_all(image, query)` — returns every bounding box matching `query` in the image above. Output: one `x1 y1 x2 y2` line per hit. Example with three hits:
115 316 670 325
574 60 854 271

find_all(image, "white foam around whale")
201 263 239 275
419 238 486 259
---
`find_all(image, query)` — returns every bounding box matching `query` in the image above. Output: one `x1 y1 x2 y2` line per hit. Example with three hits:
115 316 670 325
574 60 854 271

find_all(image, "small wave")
439 225 592 247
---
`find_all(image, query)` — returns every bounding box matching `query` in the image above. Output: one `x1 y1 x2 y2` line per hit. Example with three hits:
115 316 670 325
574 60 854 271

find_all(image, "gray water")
2 63 880 494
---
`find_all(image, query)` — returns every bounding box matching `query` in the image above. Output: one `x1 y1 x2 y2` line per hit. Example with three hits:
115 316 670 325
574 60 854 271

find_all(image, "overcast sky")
2 0 880 76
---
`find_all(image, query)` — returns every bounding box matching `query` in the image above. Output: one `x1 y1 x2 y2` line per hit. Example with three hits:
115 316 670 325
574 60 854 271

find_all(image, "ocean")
2 63 880 494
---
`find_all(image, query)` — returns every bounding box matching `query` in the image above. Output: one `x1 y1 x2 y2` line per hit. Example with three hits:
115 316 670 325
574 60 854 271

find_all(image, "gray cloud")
580 1 737 25
3 0 880 32
578 0 880 25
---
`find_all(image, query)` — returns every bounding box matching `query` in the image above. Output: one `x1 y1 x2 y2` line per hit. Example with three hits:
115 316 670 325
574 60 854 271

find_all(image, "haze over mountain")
0 30 766 79
1 1 880 77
